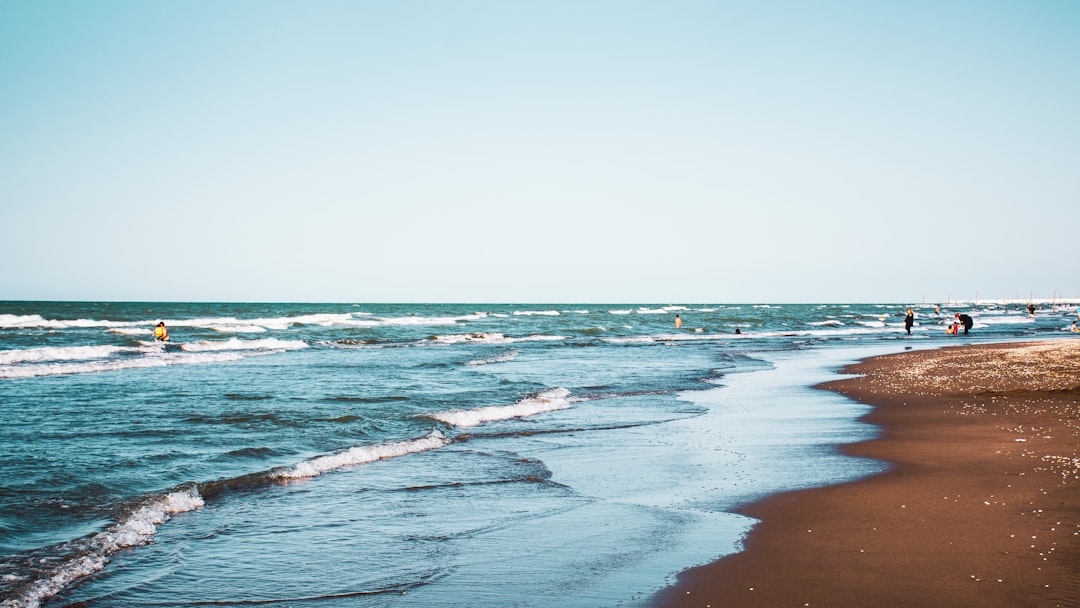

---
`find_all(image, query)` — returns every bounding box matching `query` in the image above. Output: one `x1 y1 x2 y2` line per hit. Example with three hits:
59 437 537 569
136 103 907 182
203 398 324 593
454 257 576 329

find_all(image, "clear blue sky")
2 1 1077 303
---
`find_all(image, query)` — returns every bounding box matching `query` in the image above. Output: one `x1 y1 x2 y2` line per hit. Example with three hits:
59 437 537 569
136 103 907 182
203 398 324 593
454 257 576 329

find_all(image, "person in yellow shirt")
153 322 169 342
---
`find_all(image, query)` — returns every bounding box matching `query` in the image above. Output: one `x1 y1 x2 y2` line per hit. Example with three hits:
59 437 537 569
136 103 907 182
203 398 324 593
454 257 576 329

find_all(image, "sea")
1 301 1076 608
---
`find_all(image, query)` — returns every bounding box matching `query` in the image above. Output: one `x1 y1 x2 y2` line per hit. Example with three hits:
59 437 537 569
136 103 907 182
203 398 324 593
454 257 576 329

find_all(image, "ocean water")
1 301 1075 608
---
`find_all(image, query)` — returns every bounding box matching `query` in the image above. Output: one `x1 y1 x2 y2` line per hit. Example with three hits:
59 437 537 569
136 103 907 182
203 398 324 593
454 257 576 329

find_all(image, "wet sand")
653 340 1080 608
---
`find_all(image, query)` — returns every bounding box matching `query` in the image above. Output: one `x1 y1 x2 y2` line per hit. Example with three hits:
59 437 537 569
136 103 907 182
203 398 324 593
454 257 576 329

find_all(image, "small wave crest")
433 333 565 345
512 310 560 316
0 486 203 608
465 349 520 366
272 431 450 480
0 338 307 379
429 388 574 428
179 337 308 352
0 345 128 365
0 351 253 379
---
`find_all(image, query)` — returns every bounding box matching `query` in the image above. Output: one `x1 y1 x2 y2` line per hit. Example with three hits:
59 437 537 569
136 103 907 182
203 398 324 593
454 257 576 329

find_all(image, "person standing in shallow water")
956 313 973 335
674 314 683 329
153 322 169 342
904 308 914 335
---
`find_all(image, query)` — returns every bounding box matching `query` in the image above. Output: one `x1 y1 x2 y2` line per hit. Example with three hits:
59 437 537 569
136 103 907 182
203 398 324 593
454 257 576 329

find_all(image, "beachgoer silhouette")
904 308 914 335
955 313 973 334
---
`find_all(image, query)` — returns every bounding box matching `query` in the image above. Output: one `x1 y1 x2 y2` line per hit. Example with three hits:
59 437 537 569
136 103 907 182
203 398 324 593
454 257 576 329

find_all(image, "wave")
0 351 252 379
465 349 520 366
0 311 488 334
272 430 450 480
0 344 130 365
0 427 464 606
177 338 308 353
429 388 574 428
599 324 927 344
209 324 268 333
0 339 308 379
512 310 561 316
432 333 566 345
107 327 150 336
0 486 203 608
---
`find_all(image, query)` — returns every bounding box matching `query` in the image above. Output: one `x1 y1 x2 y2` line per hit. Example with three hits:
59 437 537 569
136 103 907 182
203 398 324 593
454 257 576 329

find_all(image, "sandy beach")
654 340 1080 608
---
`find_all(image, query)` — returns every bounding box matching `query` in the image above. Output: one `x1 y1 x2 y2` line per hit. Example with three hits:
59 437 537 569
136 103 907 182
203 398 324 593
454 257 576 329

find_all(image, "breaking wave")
429 388 575 428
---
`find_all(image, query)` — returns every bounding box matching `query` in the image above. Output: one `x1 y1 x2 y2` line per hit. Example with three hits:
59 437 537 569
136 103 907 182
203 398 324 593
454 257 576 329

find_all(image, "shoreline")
652 339 1080 608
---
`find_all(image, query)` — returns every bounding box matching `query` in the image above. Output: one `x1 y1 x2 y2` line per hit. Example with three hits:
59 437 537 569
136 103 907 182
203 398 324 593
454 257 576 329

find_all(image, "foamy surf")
0 344 130 365
272 431 451 480
430 388 574 428
432 333 566 345
0 486 203 608
177 337 308 352
0 338 305 379
465 350 520 365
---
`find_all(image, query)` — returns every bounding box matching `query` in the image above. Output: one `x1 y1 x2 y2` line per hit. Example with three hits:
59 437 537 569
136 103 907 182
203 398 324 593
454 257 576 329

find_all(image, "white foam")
0 345 128 365
0 314 130 330
0 351 256 379
433 333 566 345
179 338 308 352
208 324 267 333
107 328 150 336
375 314 485 326
0 311 481 335
273 431 450 480
974 314 1035 326
513 310 561 316
636 308 668 314
807 320 845 327
465 350 521 366
1 487 203 608
0 338 309 378
430 388 574 428
433 332 514 345
608 309 633 315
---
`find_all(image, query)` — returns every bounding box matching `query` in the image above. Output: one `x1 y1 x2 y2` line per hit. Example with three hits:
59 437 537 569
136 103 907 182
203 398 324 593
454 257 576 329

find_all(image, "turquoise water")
0 302 1074 607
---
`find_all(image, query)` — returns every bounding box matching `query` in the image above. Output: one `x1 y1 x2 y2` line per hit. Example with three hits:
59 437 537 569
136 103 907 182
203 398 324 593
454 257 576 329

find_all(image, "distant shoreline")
653 339 1080 608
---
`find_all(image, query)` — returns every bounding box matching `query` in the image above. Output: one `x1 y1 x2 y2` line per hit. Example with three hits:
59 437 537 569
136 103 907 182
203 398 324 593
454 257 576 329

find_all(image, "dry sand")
653 340 1080 608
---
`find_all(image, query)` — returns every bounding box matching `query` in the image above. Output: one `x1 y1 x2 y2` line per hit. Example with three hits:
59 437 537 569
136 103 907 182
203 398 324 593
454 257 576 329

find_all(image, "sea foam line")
465 350 520 366
177 337 308 352
272 431 450 480
0 486 204 608
429 388 574 428
432 333 566 345
0 349 283 379
0 345 129 365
